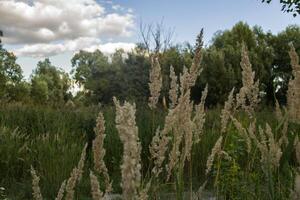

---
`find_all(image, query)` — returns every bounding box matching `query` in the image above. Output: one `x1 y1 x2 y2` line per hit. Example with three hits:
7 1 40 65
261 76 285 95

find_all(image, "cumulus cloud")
0 0 134 44
84 42 136 54
0 0 136 57
15 37 135 57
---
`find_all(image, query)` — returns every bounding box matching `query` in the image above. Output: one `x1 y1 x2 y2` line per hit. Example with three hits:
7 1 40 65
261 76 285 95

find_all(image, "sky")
0 0 299 79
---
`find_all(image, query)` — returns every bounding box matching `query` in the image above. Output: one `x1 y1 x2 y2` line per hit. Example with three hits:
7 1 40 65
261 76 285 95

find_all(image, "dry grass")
26 37 300 200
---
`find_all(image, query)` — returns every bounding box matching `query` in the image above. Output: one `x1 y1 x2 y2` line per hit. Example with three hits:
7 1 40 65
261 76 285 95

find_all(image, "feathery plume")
65 143 87 200
55 180 66 200
231 116 252 153
165 31 205 178
193 84 208 144
292 173 300 200
77 143 87 182
180 30 204 94
30 166 43 200
90 171 104 200
192 181 207 200
149 127 170 177
249 124 282 169
113 97 141 200
292 134 300 199
221 88 235 133
92 112 111 193
294 136 300 166
236 43 260 116
166 89 193 179
148 55 162 109
169 65 179 108
206 136 223 175
287 43 300 123
279 120 289 147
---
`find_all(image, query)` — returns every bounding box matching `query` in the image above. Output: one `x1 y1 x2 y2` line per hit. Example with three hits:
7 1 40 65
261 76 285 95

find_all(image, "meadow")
1 35 300 200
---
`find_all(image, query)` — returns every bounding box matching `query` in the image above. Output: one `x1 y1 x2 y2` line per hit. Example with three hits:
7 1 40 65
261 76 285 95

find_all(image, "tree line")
0 22 299 108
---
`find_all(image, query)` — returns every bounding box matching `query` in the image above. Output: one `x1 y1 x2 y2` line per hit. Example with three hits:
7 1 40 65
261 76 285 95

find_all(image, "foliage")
262 0 300 16
0 46 24 101
30 58 71 106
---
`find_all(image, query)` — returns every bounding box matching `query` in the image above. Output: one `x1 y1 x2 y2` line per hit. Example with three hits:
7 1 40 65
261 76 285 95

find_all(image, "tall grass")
0 40 300 200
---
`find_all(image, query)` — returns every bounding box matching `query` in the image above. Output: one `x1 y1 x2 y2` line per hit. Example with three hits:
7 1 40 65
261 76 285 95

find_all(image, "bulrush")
220 88 235 133
169 65 179 108
30 166 43 200
90 171 104 200
55 180 66 200
113 97 141 200
92 112 111 193
236 43 260 116
148 54 162 109
287 43 300 123
65 143 87 200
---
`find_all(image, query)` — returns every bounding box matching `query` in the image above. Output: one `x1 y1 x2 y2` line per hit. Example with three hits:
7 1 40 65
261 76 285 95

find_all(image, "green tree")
0 46 23 100
195 22 274 106
267 25 300 104
30 58 71 105
71 50 123 104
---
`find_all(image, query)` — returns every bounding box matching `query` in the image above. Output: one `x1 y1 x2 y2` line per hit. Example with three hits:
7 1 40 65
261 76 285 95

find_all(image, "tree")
30 58 71 105
71 50 123 104
267 25 300 104
194 22 274 106
0 46 23 100
262 0 300 17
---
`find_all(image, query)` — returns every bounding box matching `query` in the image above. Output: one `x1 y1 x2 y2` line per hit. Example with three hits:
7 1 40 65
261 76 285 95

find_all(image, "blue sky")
0 0 299 79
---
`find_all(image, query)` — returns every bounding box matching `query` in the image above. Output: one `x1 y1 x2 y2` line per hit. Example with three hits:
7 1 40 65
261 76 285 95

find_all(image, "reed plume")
249 123 282 169
206 136 223 175
294 136 300 166
236 43 260 116
149 127 170 177
192 84 208 144
30 166 43 200
92 111 111 193
113 97 141 200
292 174 300 200
169 65 179 108
90 170 104 200
164 30 205 179
65 143 87 200
149 54 162 109
220 88 235 133
292 135 300 199
231 116 252 153
55 180 66 200
287 43 300 123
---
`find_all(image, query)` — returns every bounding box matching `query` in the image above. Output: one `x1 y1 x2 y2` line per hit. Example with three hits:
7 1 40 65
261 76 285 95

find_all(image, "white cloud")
84 42 136 54
0 0 135 57
15 37 135 58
